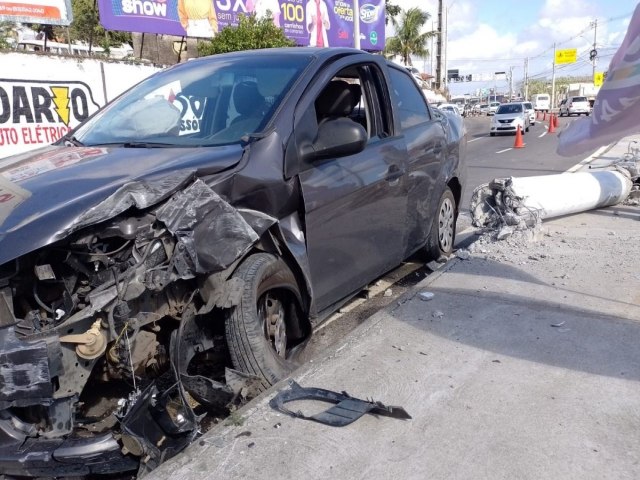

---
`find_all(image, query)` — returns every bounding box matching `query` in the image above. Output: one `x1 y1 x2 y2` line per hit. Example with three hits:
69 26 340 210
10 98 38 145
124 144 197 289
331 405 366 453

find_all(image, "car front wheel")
225 253 304 390
424 187 456 260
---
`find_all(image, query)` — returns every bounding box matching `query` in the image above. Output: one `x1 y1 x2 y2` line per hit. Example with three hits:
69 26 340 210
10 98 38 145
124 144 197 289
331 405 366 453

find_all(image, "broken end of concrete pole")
470 170 633 235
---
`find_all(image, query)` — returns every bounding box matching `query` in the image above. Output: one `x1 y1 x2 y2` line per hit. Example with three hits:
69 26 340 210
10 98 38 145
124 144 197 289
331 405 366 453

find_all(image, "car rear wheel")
424 187 456 260
490 132 495 136
225 253 304 390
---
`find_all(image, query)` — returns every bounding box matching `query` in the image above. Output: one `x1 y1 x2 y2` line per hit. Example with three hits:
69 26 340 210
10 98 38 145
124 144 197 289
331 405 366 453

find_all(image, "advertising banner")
0 79 101 157
0 0 72 25
98 0 385 50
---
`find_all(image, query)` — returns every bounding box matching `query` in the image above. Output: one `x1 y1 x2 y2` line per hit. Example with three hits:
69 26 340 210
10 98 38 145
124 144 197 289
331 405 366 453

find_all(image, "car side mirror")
307 118 367 161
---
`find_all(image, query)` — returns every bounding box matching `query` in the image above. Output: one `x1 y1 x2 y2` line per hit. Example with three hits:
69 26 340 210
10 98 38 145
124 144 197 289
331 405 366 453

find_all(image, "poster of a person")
305 0 330 47
178 0 218 38
246 0 282 27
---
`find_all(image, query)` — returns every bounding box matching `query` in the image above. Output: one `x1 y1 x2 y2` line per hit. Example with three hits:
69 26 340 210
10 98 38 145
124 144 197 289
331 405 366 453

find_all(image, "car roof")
183 47 366 67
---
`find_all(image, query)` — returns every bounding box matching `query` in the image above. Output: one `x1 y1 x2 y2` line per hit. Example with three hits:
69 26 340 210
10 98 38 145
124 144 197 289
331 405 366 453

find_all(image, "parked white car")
489 102 530 136
487 101 501 115
521 101 536 125
437 103 462 116
559 96 591 116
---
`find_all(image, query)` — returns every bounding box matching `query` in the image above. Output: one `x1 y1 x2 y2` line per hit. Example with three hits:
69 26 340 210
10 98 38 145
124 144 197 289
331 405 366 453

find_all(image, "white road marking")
538 131 547 138
496 148 512 154
566 145 609 173
468 137 484 143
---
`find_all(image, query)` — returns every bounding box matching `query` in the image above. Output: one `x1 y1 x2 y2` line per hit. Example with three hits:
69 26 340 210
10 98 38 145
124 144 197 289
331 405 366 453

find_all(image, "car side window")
388 67 431 130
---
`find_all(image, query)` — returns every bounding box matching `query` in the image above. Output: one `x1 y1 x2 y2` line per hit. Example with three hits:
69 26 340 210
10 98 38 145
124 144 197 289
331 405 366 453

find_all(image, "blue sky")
387 0 636 97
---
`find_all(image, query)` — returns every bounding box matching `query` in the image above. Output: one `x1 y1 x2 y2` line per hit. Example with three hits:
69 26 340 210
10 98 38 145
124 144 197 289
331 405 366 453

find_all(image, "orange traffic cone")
553 114 559 128
514 125 525 148
543 111 547 121
548 114 556 134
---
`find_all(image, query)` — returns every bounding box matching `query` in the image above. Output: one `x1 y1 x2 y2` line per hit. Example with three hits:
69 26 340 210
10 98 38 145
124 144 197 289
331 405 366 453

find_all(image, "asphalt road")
461 114 599 208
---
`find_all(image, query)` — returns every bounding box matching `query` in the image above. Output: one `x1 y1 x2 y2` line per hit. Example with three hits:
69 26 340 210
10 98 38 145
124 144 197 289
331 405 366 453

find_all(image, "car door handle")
385 165 403 184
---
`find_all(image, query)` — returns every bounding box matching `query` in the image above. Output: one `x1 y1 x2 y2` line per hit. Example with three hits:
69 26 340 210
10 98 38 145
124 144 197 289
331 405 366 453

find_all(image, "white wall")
0 52 161 158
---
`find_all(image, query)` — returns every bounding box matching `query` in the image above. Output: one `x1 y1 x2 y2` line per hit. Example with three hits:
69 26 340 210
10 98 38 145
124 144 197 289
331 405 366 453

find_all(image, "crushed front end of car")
0 175 273 477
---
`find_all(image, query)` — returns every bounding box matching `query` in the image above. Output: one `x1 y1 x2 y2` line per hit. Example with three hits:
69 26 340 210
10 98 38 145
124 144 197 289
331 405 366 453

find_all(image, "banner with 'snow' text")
98 0 385 50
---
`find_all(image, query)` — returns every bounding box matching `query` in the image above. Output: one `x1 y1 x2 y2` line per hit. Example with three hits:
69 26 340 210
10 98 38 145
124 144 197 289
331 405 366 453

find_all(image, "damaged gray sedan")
0 48 465 477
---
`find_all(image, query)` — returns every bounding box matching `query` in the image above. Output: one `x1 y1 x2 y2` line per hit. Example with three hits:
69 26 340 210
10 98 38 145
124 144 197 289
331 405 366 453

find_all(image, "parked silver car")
559 96 591 116
521 101 536 125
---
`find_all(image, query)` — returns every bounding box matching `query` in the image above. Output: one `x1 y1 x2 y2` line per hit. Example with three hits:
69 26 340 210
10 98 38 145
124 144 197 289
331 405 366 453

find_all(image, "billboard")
98 0 385 50
0 0 72 24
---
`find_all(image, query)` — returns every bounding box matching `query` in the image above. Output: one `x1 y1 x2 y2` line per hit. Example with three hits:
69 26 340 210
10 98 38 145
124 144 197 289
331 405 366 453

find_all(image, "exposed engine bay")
0 178 273 477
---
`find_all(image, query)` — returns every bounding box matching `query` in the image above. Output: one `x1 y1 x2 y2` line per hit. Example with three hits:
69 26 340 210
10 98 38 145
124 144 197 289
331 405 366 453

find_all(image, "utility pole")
591 19 598 80
508 66 514 100
524 57 529 99
551 42 557 110
435 0 443 90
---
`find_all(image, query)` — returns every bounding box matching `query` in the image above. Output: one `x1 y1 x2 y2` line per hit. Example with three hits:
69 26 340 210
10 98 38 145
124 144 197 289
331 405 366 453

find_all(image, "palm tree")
384 7 434 66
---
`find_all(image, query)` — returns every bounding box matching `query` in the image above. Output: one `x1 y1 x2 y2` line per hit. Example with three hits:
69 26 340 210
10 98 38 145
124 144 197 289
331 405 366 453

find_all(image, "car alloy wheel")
424 187 457 260
259 292 287 357
438 194 455 253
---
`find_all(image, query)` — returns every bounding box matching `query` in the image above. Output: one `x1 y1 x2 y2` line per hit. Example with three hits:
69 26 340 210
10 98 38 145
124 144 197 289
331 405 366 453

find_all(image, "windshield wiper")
92 141 177 148
60 133 84 147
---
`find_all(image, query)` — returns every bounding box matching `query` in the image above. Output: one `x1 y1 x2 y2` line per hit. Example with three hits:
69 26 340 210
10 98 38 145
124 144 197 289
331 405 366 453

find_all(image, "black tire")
490 132 495 136
424 187 456 260
225 253 303 390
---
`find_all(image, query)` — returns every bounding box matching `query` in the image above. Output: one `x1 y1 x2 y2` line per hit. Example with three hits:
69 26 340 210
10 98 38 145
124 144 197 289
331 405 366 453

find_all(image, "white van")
531 94 550 112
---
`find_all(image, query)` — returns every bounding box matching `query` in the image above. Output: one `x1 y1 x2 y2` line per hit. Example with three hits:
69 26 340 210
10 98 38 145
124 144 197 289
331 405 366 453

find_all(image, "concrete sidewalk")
151 140 640 480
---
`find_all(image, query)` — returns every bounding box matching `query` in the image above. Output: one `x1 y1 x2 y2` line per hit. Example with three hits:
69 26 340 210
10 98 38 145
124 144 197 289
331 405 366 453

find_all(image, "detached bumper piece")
0 429 139 477
269 380 411 427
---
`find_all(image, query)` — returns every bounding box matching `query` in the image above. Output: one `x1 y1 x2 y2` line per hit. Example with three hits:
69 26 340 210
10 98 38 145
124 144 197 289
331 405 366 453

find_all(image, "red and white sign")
0 0 72 24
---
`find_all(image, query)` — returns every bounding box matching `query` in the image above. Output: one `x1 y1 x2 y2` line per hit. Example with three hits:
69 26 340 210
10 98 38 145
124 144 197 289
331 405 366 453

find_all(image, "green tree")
198 14 295 56
69 0 130 48
519 75 593 97
0 22 13 48
385 0 400 26
384 7 434 66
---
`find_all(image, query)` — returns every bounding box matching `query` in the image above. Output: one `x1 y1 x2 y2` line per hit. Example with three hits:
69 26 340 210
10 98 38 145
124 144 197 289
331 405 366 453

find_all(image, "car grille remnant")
269 380 412 427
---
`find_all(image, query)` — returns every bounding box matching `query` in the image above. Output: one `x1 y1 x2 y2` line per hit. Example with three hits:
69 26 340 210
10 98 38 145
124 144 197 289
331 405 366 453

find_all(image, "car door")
386 66 447 256
296 60 409 313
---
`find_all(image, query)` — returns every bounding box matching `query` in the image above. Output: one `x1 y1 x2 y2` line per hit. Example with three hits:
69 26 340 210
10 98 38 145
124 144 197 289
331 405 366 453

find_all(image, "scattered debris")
456 249 471 260
418 291 435 301
432 311 444 319
269 380 411 427
492 359 501 363
496 226 514 240
550 321 566 327
384 288 393 297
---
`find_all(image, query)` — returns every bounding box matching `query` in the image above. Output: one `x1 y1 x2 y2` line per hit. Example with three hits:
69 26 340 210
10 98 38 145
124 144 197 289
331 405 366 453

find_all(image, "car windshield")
524 103 533 109
572 97 587 102
497 104 523 114
73 55 310 147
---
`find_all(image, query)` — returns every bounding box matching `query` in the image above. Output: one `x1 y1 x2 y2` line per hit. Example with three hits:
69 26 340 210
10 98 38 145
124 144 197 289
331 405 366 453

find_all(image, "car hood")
493 113 524 121
0 144 244 265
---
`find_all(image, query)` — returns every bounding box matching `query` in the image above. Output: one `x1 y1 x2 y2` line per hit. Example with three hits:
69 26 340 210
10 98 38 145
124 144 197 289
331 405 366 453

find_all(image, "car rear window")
572 97 587 102
524 102 533 109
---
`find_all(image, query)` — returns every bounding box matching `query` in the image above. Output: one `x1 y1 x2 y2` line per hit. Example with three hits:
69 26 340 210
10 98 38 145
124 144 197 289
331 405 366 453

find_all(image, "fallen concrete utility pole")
471 170 633 230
